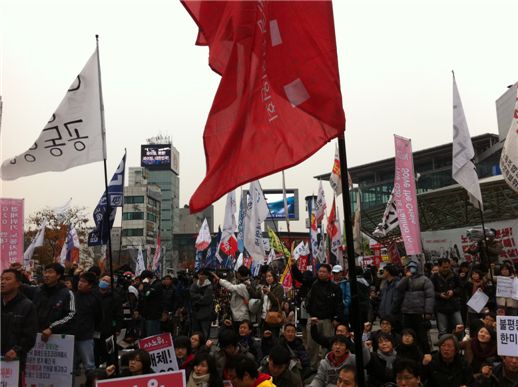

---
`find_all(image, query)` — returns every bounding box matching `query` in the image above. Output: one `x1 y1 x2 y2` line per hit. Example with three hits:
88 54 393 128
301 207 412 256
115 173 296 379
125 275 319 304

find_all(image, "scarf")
377 349 397 370
187 372 210 387
471 338 497 361
327 351 350 367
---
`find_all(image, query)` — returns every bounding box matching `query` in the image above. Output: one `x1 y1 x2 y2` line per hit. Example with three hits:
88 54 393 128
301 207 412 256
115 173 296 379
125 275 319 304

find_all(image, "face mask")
99 280 110 289
409 267 417 274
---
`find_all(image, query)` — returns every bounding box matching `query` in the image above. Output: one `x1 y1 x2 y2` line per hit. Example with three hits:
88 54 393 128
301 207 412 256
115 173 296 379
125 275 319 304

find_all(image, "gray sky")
1 0 517 232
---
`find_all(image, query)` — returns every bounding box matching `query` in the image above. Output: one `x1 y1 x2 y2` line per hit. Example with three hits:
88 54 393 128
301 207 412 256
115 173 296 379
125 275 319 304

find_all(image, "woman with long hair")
460 325 498 375
187 352 224 387
260 268 285 338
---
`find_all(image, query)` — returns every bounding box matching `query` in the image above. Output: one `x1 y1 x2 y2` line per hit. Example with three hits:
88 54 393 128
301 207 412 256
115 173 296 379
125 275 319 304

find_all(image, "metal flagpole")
337 135 366 387
95 34 119 370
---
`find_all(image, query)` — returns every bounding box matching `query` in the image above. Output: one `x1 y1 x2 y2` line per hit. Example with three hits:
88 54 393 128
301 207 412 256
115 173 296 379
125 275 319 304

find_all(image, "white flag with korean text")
373 189 399 237
314 180 327 224
24 220 47 268
452 75 483 209
244 181 269 263
1 50 104 180
500 83 518 194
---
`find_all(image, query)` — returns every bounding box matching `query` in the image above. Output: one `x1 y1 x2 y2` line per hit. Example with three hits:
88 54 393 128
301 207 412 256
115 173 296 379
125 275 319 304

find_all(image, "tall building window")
124 196 144 204
122 228 144 237
123 212 144 220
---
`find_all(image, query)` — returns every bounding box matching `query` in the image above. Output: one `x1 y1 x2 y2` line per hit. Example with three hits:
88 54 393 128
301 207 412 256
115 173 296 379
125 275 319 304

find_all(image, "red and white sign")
0 198 24 270
138 333 178 373
422 219 518 263
96 370 186 387
0 359 19 387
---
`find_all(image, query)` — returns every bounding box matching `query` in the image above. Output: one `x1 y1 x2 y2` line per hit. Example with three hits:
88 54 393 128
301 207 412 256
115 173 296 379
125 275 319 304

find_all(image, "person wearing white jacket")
211 266 251 329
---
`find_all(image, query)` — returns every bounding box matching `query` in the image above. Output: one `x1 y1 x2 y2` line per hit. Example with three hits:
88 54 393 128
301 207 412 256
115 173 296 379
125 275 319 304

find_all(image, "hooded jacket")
190 278 214 321
309 351 358 387
397 261 434 315
251 373 276 387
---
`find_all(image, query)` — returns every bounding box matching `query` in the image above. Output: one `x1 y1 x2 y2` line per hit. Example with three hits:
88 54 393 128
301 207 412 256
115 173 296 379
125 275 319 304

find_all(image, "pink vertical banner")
393 136 422 255
0 198 24 270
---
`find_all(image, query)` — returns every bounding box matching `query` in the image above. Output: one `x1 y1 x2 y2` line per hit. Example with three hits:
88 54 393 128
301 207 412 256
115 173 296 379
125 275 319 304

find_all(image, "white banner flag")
23 220 47 268
329 144 342 196
314 180 327 223
244 181 269 263
195 218 211 251
500 83 518 194
221 191 237 244
1 51 105 181
452 75 483 209
136 245 145 276
373 189 399 237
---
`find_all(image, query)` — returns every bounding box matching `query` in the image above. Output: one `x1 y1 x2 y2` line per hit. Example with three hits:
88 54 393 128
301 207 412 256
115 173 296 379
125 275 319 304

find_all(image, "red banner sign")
0 198 24 270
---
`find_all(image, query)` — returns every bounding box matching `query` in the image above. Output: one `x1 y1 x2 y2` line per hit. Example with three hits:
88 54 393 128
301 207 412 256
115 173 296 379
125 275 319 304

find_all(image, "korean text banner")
0 198 24 270
393 135 422 255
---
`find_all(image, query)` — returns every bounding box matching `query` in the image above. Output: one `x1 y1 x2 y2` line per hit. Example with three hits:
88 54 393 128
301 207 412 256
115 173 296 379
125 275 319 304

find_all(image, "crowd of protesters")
1 250 518 387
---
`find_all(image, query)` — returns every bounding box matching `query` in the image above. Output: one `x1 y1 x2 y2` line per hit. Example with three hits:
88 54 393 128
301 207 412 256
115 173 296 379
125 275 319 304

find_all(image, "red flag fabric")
183 1 345 212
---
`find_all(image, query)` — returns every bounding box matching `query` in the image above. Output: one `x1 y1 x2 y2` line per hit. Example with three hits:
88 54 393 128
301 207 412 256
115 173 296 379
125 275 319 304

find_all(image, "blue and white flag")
237 189 246 253
88 152 126 246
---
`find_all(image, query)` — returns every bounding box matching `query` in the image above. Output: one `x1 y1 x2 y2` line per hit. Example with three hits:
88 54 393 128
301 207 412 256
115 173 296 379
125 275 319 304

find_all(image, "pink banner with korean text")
393 136 422 255
1 198 24 270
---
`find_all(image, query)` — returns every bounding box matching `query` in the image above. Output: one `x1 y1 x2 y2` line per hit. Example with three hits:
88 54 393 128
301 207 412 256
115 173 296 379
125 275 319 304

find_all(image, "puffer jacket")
309 351 358 387
189 279 214 321
219 278 250 322
397 273 434 315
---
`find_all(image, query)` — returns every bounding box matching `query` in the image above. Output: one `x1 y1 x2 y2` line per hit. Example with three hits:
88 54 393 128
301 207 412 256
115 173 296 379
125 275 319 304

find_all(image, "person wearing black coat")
26 263 76 341
1 268 38 378
422 334 474 387
139 270 163 337
189 269 214 341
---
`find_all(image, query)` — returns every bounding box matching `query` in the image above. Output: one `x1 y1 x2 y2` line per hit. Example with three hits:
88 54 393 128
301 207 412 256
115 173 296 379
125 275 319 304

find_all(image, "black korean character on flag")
43 126 66 156
64 120 88 151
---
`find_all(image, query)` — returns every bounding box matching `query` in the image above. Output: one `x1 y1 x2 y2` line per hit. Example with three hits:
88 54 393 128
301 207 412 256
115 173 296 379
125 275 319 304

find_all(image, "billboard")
141 144 171 170
264 189 299 221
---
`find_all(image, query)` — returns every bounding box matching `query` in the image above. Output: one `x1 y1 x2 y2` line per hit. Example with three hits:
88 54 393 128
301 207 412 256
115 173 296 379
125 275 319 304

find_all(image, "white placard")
466 288 489 313
496 316 518 357
25 333 74 386
496 276 514 298
138 333 178 373
0 359 19 387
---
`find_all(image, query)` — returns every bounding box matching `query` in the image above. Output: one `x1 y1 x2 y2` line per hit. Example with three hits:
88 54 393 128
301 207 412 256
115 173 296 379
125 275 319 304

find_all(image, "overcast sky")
1 0 517 233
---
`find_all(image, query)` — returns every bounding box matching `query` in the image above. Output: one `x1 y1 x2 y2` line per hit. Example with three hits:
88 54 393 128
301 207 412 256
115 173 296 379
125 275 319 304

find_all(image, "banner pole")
337 135 365 387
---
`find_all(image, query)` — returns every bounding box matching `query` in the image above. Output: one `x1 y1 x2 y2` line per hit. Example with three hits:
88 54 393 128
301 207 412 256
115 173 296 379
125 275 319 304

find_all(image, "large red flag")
183 1 346 212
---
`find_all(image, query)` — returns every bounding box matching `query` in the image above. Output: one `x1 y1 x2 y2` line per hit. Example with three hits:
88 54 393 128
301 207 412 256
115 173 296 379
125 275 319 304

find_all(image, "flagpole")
96 34 119 371
337 135 366 387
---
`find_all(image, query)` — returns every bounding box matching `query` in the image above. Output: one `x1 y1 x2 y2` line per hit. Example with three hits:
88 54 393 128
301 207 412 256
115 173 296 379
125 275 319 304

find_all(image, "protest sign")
138 333 178 372
0 359 19 387
496 276 514 298
25 334 74 386
466 288 489 313
96 370 186 387
496 316 518 357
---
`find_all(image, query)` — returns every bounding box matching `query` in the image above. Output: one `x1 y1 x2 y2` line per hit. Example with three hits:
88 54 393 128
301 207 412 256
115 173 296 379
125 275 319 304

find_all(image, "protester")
310 335 363 387
394 359 423 387
214 329 255 379
187 352 224 387
190 331 210 356
336 364 358 387
495 262 518 316
422 334 474 387
175 335 195 379
238 320 262 360
459 325 498 375
106 348 153 377
365 333 398 387
212 266 251 329
464 269 490 330
396 328 425 364
1 268 38 383
161 274 176 331
279 323 311 379
306 263 345 370
74 271 102 377
28 263 76 341
227 355 275 387
397 260 434 353
378 264 401 323
260 345 303 387
190 268 214 340
260 268 285 337
472 355 518 387
139 270 163 337
332 265 351 324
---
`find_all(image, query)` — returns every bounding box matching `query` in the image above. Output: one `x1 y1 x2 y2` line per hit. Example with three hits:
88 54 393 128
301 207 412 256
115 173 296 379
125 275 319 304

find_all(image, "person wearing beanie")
397 260 434 353
422 334 473 387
